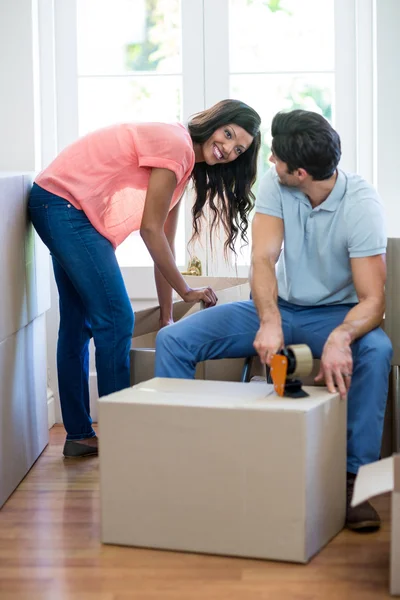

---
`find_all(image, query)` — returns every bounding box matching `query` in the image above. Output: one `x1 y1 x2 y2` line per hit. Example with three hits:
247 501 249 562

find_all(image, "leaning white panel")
0 315 49 508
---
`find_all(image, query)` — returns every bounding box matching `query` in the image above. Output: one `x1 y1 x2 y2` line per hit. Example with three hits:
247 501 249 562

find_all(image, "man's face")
269 153 300 187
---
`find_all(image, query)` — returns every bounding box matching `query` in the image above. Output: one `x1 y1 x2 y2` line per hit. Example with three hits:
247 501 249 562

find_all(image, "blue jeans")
155 297 393 474
28 184 134 440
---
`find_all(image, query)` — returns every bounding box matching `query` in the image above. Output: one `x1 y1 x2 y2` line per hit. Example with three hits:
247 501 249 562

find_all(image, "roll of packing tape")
287 344 313 378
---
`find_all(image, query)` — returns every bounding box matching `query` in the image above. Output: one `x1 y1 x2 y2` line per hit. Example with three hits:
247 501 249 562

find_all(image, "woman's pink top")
35 122 195 248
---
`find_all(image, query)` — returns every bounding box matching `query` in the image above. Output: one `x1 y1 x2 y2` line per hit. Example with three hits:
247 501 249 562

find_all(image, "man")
155 109 392 531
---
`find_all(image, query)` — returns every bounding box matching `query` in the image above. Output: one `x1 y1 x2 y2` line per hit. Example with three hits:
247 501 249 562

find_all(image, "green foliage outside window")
125 0 180 72
125 0 332 183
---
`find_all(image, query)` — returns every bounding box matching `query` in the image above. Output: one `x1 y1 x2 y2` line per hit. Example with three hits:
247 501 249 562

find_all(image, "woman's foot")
63 436 98 458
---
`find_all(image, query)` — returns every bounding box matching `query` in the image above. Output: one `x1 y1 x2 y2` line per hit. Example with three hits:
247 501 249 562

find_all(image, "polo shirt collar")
291 169 347 212
317 169 347 212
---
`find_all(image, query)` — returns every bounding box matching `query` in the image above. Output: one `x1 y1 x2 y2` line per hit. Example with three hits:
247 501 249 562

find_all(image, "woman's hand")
182 286 218 308
159 318 174 329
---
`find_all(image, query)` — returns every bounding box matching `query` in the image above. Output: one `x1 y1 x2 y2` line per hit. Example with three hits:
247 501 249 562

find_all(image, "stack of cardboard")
0 173 50 508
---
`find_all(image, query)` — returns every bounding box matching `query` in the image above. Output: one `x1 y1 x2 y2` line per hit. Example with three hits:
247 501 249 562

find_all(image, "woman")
29 99 261 457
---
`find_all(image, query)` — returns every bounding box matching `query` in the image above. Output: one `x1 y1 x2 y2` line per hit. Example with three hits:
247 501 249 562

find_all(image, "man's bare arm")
333 254 386 342
315 254 386 397
250 213 284 363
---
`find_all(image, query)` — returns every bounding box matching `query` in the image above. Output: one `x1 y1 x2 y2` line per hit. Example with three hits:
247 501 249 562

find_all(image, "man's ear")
296 167 309 181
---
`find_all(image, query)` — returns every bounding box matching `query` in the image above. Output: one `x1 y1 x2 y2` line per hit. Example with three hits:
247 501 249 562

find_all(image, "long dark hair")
188 99 261 256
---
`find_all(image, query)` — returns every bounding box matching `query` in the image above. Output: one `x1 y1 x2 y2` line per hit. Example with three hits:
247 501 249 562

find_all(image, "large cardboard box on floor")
130 276 256 384
352 455 400 596
99 378 346 563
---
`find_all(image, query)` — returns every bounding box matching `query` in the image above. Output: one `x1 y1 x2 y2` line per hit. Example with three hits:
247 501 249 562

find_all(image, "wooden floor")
0 425 393 600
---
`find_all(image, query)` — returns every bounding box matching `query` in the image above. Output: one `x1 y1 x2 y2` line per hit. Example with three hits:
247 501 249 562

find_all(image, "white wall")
376 0 400 237
0 0 59 426
0 0 40 170
0 0 59 424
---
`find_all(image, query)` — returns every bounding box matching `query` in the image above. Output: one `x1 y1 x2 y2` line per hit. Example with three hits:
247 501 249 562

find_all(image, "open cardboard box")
130 276 263 384
132 276 250 341
351 454 400 595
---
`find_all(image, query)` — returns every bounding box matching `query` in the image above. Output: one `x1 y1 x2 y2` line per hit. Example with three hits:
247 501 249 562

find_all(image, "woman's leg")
52 256 94 439
28 185 134 442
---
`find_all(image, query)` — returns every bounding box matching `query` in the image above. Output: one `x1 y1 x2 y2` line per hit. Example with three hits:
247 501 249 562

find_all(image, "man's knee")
357 328 393 366
156 320 186 353
155 324 169 351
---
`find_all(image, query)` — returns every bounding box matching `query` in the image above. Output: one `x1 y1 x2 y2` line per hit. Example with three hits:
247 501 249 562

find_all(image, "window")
229 0 335 266
52 0 366 284
76 0 185 267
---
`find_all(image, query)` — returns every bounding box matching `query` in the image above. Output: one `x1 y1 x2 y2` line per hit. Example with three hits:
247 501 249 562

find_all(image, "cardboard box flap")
102 378 339 414
351 456 395 507
133 302 196 337
183 276 248 291
133 276 249 338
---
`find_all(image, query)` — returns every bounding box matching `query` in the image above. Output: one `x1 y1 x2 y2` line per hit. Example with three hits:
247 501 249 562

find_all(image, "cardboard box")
88 277 252 422
351 455 400 595
0 173 50 508
385 238 400 365
130 346 250 385
99 378 346 563
130 276 254 385
0 314 49 508
132 276 250 343
0 173 51 344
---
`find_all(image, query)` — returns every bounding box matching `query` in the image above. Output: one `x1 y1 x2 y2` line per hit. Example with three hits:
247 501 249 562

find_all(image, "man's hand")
253 321 284 365
315 330 353 398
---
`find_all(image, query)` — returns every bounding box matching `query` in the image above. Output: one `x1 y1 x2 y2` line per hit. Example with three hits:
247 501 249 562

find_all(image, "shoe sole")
346 520 381 531
63 438 98 458
63 451 98 459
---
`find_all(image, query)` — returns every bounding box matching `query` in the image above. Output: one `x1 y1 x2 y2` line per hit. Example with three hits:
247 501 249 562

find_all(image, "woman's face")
201 124 254 165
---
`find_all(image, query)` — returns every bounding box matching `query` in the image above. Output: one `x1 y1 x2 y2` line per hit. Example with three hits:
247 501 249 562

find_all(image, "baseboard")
89 373 99 423
47 387 56 429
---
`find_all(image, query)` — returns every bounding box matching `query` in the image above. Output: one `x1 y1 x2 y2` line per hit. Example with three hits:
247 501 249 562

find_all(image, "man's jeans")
155 297 393 474
28 184 134 440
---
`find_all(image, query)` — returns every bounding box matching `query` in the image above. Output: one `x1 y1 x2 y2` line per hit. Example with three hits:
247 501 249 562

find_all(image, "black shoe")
63 437 98 458
346 471 381 531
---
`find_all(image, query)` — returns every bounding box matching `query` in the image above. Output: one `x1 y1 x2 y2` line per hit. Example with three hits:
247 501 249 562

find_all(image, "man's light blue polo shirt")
255 167 387 306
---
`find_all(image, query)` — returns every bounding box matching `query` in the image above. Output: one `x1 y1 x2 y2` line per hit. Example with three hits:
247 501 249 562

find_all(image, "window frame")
46 0 374 288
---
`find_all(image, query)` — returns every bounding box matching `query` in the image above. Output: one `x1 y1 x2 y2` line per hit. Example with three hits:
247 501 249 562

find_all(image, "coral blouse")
35 122 195 247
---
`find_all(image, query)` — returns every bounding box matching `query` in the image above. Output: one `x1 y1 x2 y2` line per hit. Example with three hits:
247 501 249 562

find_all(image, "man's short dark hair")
271 110 341 180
